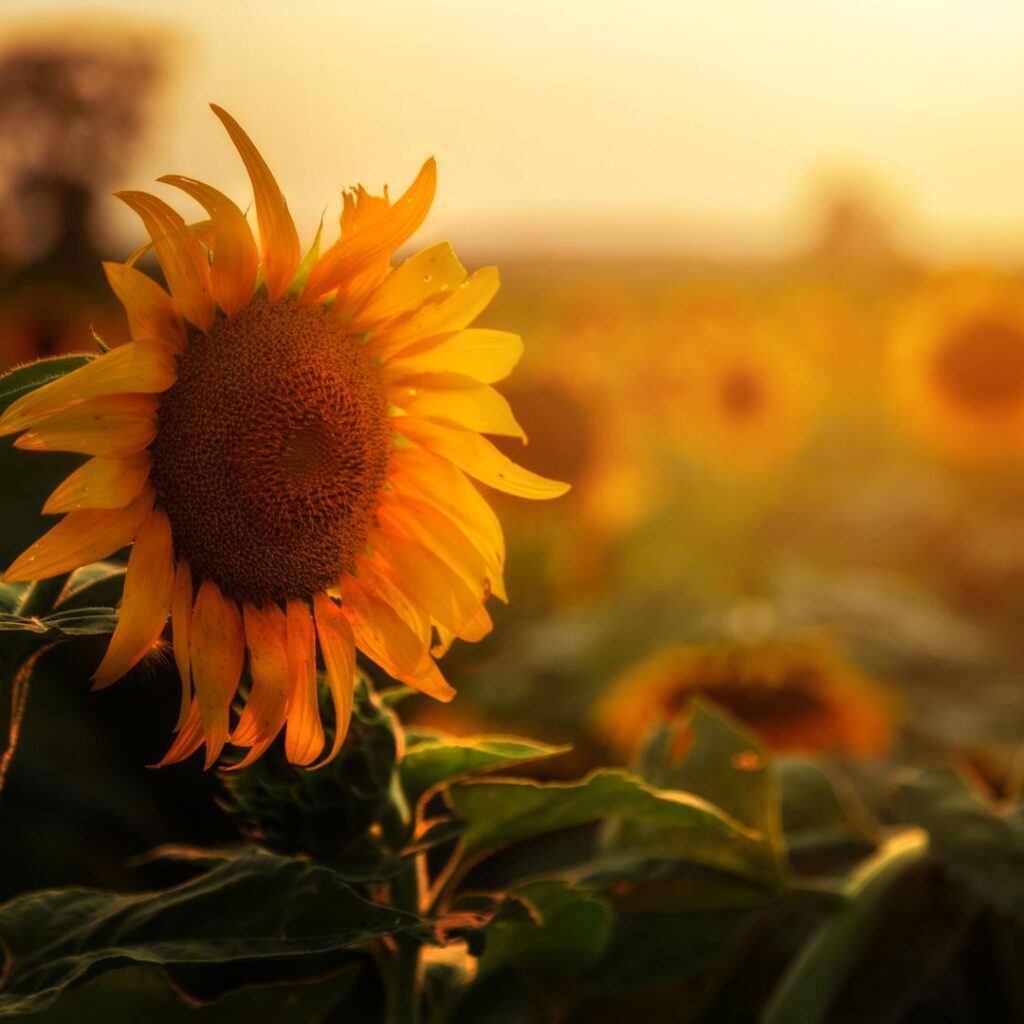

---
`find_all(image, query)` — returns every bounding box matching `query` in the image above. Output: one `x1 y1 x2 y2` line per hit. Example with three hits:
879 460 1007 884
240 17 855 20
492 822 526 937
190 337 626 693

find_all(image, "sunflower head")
0 104 567 770
593 632 896 758
888 272 1024 460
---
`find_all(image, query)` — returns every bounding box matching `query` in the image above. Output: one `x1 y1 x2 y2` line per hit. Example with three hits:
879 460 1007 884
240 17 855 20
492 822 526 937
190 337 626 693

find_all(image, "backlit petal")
230 602 289 764
160 175 259 315
211 105 300 300
387 373 525 439
190 579 245 769
103 262 186 352
382 329 524 385
116 190 215 331
4 485 154 582
0 341 176 436
92 507 174 689
339 575 424 677
311 593 356 769
171 558 193 731
14 394 158 457
156 699 204 766
284 598 323 766
43 453 152 514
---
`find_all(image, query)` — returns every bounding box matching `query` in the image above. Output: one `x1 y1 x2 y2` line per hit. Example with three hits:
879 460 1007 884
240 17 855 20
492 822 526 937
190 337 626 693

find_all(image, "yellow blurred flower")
888 271 1024 460
593 632 896 758
1 105 567 769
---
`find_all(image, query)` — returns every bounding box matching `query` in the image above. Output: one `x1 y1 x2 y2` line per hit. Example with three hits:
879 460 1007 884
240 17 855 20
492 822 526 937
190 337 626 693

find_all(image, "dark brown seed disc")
150 298 391 604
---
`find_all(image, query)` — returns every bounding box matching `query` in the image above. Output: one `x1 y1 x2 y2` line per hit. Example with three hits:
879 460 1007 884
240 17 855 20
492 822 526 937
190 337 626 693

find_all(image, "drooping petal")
43 453 152 514
395 417 569 499
103 262 186 352
156 698 205 766
349 242 466 331
311 592 356 769
190 579 245 768
0 341 176 436
366 266 499 360
229 602 290 767
159 175 258 315
303 158 437 302
14 394 158 457
354 553 432 644
387 373 525 439
92 507 174 689
115 190 215 331
339 575 424 678
4 485 154 582
210 105 300 301
284 598 323 766
382 329 524 385
171 558 193 731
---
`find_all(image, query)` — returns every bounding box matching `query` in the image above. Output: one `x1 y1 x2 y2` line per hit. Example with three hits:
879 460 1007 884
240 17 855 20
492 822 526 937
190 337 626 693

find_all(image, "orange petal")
284 598 324 766
349 242 466 331
92 507 174 689
400 655 457 702
395 417 569 500
116 190 215 331
43 453 152 514
103 262 186 352
366 266 498 360
156 698 205 766
159 175 259 315
386 373 525 439
210 105 300 301
14 394 158 457
171 558 193 731
311 593 356 769
303 158 436 302
339 576 424 677
4 485 154 582
0 341 176 436
232 602 289 754
190 579 245 769
382 329 524 385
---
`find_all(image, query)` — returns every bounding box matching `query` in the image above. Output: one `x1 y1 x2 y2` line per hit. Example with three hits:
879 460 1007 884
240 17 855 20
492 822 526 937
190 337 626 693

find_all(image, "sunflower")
887 271 1024 460
593 632 895 758
0 105 567 769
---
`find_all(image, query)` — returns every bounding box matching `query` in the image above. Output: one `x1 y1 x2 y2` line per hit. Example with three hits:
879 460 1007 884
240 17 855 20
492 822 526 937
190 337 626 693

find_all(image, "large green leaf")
53 563 126 612
474 880 613 979
0 355 94 415
0 849 427 1017
447 768 759 880
894 766 1024 915
0 608 118 640
400 732 568 805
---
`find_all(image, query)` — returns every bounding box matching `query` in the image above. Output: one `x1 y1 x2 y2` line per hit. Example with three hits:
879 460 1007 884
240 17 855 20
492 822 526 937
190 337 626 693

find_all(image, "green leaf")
0 608 118 640
401 732 569 805
19 964 361 1024
0 583 25 614
0 849 427 1016
53 563 126 612
447 768 760 880
474 880 613 979
894 767 1024 915
0 355 94 416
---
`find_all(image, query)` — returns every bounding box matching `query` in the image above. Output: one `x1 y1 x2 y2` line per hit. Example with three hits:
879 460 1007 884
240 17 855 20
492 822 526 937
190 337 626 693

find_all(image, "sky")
4 0 1024 261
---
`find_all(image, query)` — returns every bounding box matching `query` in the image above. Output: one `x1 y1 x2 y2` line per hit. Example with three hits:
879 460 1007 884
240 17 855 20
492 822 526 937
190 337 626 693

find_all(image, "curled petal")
103 262 186 352
311 593 356 769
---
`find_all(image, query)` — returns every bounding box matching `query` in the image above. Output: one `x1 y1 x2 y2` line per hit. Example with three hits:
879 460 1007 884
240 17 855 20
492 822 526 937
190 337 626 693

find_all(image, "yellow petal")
395 417 569 500
0 341 176 436
386 373 525 439
382 329 524 385
103 262 186 352
159 175 258 315
92 507 174 689
156 698 205 766
14 394 158 457
353 554 432 644
4 485 154 582
230 602 289 762
400 655 457 702
211 105 300 301
284 598 324 766
303 158 437 301
116 190 215 331
349 242 466 331
339 576 424 677
367 266 498 360
43 453 152 514
311 593 356 769
171 558 193 731
190 579 245 769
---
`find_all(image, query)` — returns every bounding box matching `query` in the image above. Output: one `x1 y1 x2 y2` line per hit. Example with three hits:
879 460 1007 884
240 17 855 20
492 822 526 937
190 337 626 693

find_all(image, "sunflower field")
2 6 1024 1024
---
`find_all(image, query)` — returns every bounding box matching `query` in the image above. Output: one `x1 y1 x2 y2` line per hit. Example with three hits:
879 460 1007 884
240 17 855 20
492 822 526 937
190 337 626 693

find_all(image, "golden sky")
5 0 1024 261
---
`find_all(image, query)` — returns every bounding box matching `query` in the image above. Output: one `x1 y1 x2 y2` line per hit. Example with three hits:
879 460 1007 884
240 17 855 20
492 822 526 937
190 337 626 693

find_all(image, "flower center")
933 317 1024 412
150 299 391 604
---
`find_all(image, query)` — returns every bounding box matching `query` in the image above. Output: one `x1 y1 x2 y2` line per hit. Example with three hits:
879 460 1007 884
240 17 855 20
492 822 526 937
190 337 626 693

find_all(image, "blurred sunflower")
1 105 566 769
888 272 1024 460
593 632 896 758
